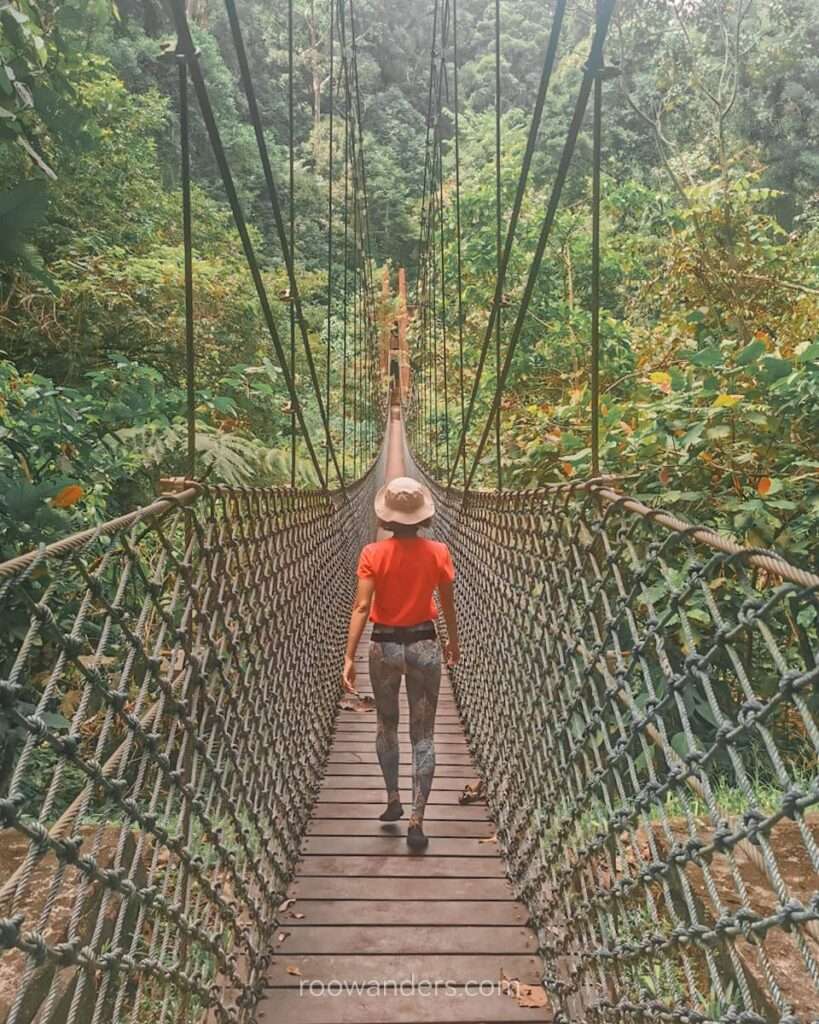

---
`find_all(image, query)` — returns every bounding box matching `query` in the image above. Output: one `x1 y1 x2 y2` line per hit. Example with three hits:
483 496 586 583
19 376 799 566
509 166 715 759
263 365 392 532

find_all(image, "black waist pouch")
371 620 437 644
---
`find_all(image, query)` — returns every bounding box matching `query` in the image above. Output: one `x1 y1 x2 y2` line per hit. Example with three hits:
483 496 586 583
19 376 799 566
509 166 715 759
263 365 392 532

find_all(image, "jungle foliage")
0 0 817 568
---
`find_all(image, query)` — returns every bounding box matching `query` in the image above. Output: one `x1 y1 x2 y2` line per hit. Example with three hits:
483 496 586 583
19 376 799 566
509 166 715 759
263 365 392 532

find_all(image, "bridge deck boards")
257 631 550 1023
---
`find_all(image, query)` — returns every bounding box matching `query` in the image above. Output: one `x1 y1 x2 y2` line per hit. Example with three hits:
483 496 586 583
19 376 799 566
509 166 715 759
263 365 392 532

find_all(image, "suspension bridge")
1 1 818 1023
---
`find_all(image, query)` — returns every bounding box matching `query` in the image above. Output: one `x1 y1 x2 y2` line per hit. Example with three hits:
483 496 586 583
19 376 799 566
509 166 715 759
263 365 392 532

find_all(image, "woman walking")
342 476 459 851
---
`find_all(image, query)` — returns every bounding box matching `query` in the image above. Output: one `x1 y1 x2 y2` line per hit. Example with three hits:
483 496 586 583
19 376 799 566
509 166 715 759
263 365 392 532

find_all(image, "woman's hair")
379 517 433 537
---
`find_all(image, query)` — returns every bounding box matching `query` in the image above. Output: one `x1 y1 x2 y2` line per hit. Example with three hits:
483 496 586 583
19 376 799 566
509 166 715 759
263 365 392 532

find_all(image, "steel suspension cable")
352 183 359 477
446 0 568 487
169 0 327 488
493 0 503 488
451 0 466 486
341 82 349 481
288 0 296 486
337 0 378 458
416 0 452 472
222 0 346 490
417 0 448 467
591 43 603 476
348 1 376 334
463 0 616 490
431 170 439 473
177 49 196 479
435 1 451 477
414 0 440 310
326 0 335 480
437 131 451 478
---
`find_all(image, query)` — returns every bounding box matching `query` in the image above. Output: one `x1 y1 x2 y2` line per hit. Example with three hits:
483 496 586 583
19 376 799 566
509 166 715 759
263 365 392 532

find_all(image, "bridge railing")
424 471 819 1023
0 476 375 1024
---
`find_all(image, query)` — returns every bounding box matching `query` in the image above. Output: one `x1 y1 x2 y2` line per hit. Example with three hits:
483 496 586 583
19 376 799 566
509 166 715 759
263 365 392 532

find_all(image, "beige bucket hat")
374 476 435 525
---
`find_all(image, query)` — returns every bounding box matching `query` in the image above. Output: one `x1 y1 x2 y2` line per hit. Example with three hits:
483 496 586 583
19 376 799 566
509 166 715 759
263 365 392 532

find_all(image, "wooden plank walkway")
256 627 550 1023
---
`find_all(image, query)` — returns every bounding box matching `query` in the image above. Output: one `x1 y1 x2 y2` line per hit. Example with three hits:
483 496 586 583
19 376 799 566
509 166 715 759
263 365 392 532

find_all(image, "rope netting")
0 474 376 1024
419 462 819 1022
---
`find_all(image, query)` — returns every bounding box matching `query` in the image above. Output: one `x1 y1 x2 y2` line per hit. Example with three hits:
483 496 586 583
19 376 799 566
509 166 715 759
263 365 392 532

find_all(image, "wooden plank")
332 729 465 739
348 698 458 709
310 803 489 821
276 925 536 955
326 752 474 766
322 763 473 777
335 711 459 721
264 953 541 987
337 708 460 719
255 989 551 1022
328 743 470 756
305 819 495 838
320 776 473 792
331 735 467 745
334 723 465 734
326 751 471 763
279 900 526 926
301 836 499 858
316 787 481 805
346 697 458 706
263 626 548 1024
296 856 505 879
287 876 515 901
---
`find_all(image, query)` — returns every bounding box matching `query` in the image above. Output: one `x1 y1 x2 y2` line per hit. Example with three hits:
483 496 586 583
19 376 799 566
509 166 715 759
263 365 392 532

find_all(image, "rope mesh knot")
413 451 819 1024
0 474 376 1024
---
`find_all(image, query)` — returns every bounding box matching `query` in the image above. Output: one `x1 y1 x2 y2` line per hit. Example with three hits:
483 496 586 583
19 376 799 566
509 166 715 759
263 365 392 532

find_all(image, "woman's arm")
438 579 460 667
343 576 375 692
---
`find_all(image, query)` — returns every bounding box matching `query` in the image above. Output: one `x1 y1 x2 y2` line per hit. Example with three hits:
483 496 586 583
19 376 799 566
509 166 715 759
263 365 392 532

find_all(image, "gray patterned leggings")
369 637 441 827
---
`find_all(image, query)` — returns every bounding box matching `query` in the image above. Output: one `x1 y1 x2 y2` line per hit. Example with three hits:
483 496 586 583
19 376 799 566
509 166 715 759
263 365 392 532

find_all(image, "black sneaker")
406 824 429 851
379 800 404 822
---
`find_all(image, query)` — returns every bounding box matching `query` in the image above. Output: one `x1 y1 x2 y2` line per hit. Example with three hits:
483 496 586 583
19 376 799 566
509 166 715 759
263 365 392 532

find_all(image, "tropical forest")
1 1 819 1022
1 0 817 560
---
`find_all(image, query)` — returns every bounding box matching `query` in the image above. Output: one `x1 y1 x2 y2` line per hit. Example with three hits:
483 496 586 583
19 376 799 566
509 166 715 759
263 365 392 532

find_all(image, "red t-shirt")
356 537 455 626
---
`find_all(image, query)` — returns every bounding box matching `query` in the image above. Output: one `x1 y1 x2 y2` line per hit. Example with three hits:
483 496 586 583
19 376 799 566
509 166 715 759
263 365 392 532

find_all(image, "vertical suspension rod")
178 50 196 479
326 0 335 480
452 0 466 487
494 0 503 489
591 61 602 477
288 0 296 486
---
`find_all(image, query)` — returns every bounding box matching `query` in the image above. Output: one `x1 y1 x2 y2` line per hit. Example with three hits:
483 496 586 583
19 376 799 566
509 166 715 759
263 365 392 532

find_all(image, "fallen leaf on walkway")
339 694 376 713
500 970 549 1009
277 931 290 944
479 833 498 844
278 898 296 913
459 780 485 805
517 985 549 1008
289 911 305 919
286 965 302 977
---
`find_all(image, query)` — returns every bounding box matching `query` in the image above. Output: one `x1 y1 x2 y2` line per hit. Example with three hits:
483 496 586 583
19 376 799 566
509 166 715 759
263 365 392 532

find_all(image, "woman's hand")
444 639 460 668
342 655 358 694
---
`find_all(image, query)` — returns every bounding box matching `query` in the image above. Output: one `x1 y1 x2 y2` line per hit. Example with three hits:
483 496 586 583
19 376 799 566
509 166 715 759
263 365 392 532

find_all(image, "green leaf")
38 711 71 731
735 340 766 366
796 342 819 363
760 356 792 381
680 422 705 449
670 732 691 758
561 447 591 463
685 346 722 368
641 583 667 605
0 179 49 235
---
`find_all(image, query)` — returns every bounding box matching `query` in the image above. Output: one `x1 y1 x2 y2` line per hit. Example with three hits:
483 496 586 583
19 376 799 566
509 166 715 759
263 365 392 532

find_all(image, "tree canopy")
0 0 817 567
